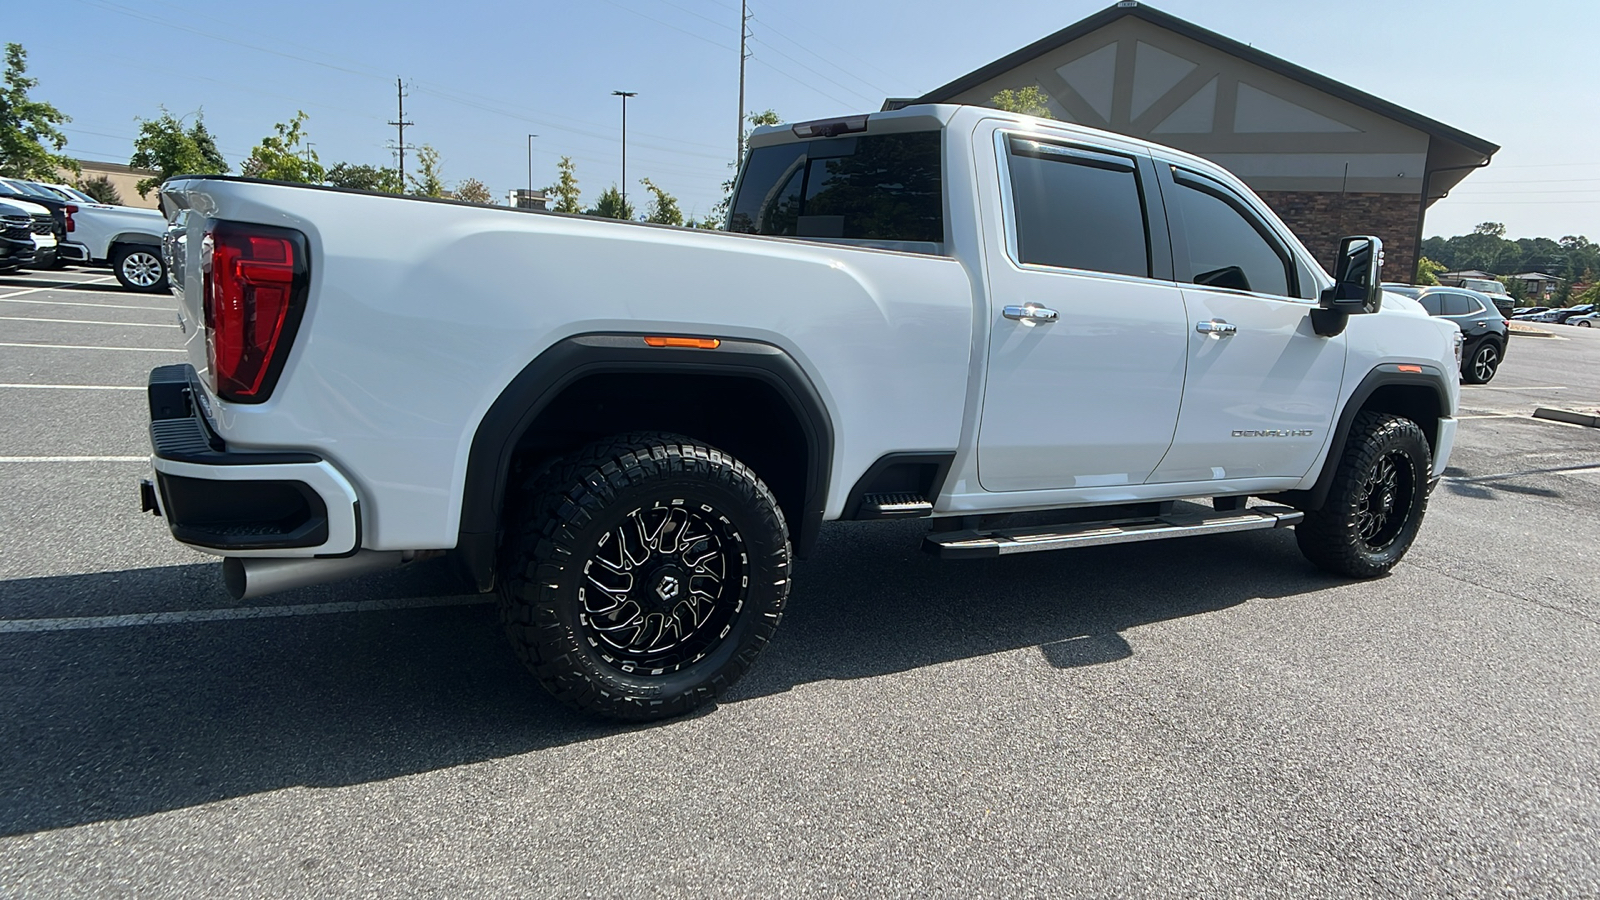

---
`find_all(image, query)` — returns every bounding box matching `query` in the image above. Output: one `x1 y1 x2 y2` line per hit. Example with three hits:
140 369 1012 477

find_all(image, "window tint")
1441 293 1477 316
1171 174 1291 297
1006 140 1149 278
728 131 943 243
1418 294 1442 316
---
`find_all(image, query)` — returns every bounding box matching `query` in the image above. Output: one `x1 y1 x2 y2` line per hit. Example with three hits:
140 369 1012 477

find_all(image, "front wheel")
1295 412 1431 578
110 245 168 293
1462 339 1501 384
497 433 791 721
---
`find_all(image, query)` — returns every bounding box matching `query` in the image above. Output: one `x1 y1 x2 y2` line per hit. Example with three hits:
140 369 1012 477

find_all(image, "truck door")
1146 164 1345 485
976 134 1189 492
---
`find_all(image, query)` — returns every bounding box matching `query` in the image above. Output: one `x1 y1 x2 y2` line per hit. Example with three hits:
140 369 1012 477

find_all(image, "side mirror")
1312 235 1383 336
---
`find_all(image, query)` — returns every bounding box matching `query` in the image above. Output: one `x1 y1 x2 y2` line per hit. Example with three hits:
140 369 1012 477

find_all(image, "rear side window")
1171 171 1292 297
728 131 943 244
1006 139 1150 278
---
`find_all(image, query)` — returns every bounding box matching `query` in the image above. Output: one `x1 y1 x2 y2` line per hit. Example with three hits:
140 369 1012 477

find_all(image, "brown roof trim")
916 1 1498 159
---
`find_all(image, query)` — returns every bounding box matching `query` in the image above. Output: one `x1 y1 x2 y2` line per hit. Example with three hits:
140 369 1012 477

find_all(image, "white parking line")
1 296 172 311
0 383 144 391
1464 385 1567 391
0 341 183 353
0 276 118 299
0 315 172 328
0 595 495 634
0 456 148 462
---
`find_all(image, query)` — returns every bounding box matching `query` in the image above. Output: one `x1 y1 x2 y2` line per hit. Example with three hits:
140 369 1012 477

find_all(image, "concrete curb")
1508 325 1556 338
1533 407 1600 428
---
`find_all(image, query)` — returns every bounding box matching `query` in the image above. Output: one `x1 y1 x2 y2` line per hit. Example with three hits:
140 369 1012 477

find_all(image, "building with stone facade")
901 2 1496 282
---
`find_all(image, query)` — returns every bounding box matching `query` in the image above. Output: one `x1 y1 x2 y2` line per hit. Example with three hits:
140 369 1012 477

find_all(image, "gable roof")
916 1 1498 159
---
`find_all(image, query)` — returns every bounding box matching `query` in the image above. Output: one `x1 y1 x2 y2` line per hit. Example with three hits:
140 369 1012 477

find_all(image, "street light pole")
612 90 637 211
526 133 537 205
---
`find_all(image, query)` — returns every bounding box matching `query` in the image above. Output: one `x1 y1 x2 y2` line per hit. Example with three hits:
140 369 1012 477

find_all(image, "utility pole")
388 77 413 185
303 142 316 170
526 133 537 203
738 0 751 165
612 90 637 210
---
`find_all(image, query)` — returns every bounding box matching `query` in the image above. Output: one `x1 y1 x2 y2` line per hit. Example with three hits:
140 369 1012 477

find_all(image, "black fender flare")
455 333 834 591
1272 363 1451 512
110 233 163 248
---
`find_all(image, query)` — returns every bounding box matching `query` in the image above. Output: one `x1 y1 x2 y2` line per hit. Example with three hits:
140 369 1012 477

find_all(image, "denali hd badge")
1232 429 1314 438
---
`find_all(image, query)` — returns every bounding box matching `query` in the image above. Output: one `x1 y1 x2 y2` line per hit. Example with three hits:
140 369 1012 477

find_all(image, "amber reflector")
643 336 721 349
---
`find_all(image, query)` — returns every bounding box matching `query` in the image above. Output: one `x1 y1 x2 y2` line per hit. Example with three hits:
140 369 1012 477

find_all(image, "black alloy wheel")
1463 340 1501 384
498 432 790 720
1295 412 1431 578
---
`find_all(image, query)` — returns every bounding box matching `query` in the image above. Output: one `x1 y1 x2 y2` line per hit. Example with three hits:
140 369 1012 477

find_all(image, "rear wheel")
1295 412 1431 578
1462 339 1501 384
111 245 168 293
497 432 791 721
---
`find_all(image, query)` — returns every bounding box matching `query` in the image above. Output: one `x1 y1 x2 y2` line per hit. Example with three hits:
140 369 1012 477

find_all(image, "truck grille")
31 213 53 235
3 216 30 241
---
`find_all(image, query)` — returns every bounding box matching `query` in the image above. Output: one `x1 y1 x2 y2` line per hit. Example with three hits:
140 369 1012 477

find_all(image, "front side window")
1171 171 1292 297
1006 139 1150 278
1418 294 1443 316
728 131 943 244
1441 293 1478 316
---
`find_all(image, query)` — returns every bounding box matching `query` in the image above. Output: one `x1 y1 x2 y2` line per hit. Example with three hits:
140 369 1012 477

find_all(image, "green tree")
454 177 493 204
588 184 634 220
548 155 582 213
0 43 77 181
408 144 444 197
990 86 1054 119
639 177 682 225
130 107 229 197
1415 256 1445 286
240 111 324 184
325 161 402 193
1474 221 1507 238
77 175 122 205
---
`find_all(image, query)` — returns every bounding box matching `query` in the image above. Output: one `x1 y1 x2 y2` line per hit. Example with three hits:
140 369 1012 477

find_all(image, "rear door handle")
1003 304 1058 325
1196 319 1237 336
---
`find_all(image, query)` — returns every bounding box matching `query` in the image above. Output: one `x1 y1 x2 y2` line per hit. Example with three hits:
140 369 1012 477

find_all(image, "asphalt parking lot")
1 269 1597 899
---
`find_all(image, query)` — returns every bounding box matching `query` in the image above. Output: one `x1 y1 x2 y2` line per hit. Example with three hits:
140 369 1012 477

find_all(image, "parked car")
148 104 1462 721
41 183 100 205
0 190 59 269
1550 305 1595 324
1416 287 1508 383
1 177 168 291
0 201 39 273
0 177 69 266
1381 282 1422 299
1569 313 1599 328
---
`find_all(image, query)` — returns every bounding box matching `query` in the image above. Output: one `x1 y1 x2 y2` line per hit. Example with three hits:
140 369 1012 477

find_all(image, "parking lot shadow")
0 521 1330 837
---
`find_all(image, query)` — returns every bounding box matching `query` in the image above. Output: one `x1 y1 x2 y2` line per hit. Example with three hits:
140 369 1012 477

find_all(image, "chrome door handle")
1003 304 1059 325
1196 319 1237 337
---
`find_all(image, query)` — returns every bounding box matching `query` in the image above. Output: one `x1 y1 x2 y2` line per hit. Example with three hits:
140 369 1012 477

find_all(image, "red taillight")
64 204 76 232
202 222 309 403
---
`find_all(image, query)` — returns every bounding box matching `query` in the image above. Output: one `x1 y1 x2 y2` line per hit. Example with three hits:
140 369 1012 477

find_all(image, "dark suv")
1416 287 1508 384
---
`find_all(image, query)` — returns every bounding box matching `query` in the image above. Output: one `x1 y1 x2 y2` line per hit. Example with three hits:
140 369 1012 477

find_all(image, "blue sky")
14 0 1599 238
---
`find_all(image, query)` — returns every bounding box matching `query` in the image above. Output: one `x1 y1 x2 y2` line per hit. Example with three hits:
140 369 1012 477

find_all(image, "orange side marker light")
1396 364 1423 373
644 336 721 349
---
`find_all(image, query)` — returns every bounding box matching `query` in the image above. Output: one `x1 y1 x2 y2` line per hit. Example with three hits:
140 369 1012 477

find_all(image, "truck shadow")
0 521 1332 837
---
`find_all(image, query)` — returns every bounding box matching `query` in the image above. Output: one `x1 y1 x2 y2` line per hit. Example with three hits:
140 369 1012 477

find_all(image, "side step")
924 505 1303 559
859 491 934 519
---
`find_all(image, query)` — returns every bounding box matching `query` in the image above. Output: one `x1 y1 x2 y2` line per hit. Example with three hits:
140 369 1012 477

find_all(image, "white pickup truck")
147 104 1461 720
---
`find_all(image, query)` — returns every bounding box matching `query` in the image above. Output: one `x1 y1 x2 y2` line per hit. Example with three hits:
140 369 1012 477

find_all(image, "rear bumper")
144 364 361 558
56 241 91 263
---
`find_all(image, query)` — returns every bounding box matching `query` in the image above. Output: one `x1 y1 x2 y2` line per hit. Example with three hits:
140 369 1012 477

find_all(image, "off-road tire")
497 432 790 721
111 244 168 293
1461 338 1502 384
1295 412 1431 578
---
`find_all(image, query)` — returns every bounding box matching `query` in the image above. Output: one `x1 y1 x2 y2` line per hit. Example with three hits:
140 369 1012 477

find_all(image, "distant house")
900 1 1497 281
1438 270 1498 285
1506 272 1563 301
507 189 548 211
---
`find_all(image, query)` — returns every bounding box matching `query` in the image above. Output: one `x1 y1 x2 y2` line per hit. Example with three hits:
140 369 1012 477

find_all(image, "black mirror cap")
1320 235 1384 315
